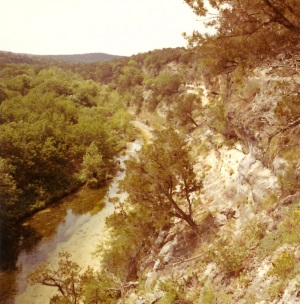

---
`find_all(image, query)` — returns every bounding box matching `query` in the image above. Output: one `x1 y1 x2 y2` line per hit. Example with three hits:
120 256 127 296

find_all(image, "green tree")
172 93 203 127
28 251 125 303
153 73 182 97
183 0 300 71
0 66 131 220
73 80 99 107
0 158 20 261
80 142 106 188
0 158 19 208
120 128 201 230
27 251 84 304
117 60 144 92
97 203 159 286
185 0 300 34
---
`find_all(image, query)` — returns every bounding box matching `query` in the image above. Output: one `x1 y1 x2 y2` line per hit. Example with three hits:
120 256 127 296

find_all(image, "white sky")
0 0 202 56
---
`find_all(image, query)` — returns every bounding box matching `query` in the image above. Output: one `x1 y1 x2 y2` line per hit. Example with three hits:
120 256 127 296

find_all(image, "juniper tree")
183 0 300 72
120 128 201 230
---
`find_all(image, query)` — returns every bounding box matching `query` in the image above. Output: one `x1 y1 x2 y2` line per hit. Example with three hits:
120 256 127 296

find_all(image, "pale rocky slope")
119 53 300 303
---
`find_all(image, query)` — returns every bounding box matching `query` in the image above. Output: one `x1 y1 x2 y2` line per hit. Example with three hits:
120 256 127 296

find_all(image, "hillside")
0 50 124 64
37 52 125 63
7 43 297 303
1 27 300 304
118 50 300 303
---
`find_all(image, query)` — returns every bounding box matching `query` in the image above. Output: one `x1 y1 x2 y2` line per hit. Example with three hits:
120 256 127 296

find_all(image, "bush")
199 282 232 304
206 97 228 134
153 73 182 97
207 218 264 276
281 208 300 244
95 204 160 283
278 162 300 196
207 236 248 276
275 93 300 125
268 250 296 279
157 278 193 304
80 142 106 188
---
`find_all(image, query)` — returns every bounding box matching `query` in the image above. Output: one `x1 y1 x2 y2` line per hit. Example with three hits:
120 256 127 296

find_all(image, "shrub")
268 250 296 279
157 278 193 304
278 163 300 196
199 282 232 304
260 193 278 212
95 204 160 283
281 208 300 244
80 142 106 188
267 281 286 301
207 218 264 276
207 236 248 276
275 93 300 125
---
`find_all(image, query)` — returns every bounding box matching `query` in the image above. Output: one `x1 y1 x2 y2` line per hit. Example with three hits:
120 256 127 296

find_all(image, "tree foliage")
171 93 203 128
27 248 138 303
183 0 300 72
117 60 144 92
152 73 182 97
120 128 201 230
0 64 133 250
80 142 106 188
185 0 300 33
27 251 83 304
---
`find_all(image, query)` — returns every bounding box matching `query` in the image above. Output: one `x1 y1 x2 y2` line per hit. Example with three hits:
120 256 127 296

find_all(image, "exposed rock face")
158 235 178 264
237 152 279 204
119 55 300 303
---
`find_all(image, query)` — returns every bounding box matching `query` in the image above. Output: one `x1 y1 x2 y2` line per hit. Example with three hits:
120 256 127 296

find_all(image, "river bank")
1 139 142 304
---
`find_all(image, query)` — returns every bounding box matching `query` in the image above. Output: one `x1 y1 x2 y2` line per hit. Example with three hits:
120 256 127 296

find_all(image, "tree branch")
263 0 300 31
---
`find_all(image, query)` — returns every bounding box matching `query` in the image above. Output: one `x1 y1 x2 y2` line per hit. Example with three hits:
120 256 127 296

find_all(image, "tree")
184 0 300 34
153 73 182 97
120 128 201 230
73 80 99 107
80 142 106 188
0 158 19 208
117 60 144 92
172 93 203 128
0 158 20 269
0 65 131 224
183 0 300 71
28 251 126 303
27 251 84 304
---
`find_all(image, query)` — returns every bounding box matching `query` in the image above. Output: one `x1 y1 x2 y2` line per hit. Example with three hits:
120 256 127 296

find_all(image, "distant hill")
0 51 125 64
38 52 125 63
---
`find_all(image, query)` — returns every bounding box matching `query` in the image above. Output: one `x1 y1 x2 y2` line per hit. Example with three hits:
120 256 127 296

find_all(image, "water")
1 140 142 304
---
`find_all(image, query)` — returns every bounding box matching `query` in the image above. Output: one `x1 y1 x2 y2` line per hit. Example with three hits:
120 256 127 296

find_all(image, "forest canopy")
0 63 133 246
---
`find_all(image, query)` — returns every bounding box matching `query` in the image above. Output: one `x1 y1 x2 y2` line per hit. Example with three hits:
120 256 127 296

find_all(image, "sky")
0 0 203 56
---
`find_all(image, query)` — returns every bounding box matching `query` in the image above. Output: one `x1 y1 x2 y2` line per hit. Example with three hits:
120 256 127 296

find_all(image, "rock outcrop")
119 54 300 303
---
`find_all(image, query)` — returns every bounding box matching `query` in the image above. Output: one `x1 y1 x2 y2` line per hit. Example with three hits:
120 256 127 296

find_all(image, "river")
1 140 142 304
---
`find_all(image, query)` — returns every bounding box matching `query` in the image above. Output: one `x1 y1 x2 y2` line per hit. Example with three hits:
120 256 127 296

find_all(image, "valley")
1 4 300 300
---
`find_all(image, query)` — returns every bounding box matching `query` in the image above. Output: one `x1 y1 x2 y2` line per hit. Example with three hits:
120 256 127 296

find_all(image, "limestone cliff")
121 51 300 303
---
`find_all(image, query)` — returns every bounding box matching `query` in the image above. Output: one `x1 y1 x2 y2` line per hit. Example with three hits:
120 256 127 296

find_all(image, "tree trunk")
182 213 199 231
164 192 198 230
188 115 199 127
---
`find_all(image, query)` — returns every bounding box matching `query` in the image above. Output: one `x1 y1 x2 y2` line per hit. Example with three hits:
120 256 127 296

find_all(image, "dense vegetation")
0 63 133 269
183 0 300 74
1 1 300 302
120 128 201 230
